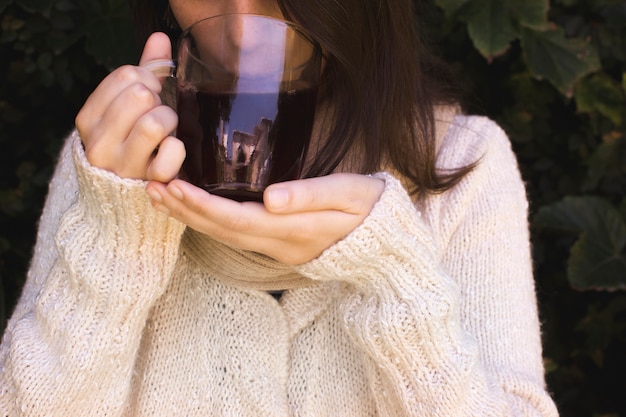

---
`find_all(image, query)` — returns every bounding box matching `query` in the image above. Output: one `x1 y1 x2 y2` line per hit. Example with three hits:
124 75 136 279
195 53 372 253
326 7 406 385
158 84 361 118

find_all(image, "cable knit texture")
0 116 559 416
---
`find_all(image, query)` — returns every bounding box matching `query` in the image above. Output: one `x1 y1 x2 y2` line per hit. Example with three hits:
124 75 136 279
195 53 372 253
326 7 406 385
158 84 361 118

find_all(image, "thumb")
263 174 384 215
139 32 174 76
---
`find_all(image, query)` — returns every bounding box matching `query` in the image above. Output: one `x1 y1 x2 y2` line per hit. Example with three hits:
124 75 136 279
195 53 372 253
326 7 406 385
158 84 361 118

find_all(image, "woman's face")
169 0 283 30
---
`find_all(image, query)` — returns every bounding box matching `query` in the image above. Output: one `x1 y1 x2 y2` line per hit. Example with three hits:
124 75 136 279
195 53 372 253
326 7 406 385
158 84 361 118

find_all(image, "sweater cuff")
69 131 186 247
295 172 438 290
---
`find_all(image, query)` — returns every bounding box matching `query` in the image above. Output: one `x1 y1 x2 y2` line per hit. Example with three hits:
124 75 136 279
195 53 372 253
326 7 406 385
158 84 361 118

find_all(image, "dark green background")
1 0 625 415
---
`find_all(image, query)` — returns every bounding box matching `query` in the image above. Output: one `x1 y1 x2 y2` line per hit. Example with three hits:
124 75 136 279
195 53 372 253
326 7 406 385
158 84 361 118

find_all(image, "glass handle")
141 59 176 78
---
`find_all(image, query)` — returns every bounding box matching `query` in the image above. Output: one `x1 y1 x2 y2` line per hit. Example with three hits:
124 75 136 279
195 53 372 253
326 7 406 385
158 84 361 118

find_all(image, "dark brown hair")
129 0 472 195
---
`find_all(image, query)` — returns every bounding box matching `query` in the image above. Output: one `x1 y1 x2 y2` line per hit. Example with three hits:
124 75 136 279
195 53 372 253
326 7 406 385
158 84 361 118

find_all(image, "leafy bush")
0 0 137 327
0 0 624 415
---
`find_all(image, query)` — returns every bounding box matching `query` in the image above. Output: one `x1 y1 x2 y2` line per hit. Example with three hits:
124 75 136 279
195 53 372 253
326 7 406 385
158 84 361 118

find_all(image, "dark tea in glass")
176 83 318 202
174 14 321 202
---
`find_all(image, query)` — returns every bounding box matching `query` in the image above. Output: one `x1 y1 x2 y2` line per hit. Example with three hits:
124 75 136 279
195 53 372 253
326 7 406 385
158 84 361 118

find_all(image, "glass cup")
165 14 322 202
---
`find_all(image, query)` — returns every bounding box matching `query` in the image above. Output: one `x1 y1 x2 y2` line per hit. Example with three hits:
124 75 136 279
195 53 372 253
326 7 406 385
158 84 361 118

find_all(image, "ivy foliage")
535 196 626 291
435 0 600 95
1 0 625 415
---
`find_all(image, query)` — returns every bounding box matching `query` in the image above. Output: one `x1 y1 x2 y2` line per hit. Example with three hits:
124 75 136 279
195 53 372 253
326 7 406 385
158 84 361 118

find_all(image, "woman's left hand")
146 174 384 265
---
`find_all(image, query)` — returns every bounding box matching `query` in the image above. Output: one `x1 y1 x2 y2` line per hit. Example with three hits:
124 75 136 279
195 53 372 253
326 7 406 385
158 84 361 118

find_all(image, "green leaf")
511 0 549 31
464 0 518 58
521 27 601 96
575 73 626 126
444 0 549 59
582 137 626 192
535 196 626 291
569 233 626 291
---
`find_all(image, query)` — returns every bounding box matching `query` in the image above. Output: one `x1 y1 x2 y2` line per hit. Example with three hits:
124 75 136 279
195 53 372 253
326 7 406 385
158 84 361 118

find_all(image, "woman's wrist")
295 172 435 289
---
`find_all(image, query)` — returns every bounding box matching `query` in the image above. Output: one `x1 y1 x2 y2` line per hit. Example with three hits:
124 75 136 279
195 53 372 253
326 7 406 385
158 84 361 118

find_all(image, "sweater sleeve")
0 131 187 416
296 117 559 416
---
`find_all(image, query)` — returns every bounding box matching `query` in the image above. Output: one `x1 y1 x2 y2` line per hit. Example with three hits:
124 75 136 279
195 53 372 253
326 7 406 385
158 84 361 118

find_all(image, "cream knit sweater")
0 115 559 416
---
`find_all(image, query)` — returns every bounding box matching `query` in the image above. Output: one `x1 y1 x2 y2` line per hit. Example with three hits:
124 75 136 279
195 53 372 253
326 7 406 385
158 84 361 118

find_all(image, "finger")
150 180 312 243
139 32 173 67
263 173 385 215
122 104 178 168
146 136 186 183
76 66 160 137
146 180 265 245
145 180 336 264
145 180 361 264
150 179 348 244
97 33 171 102
84 82 162 156
77 33 171 132
168 180 266 232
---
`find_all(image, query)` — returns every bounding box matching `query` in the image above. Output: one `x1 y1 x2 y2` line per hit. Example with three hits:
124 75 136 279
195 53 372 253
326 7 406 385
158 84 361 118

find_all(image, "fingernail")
266 188 289 210
168 184 183 200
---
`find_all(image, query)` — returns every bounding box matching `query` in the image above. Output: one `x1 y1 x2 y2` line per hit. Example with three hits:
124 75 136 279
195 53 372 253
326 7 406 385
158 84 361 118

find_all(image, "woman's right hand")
75 32 185 182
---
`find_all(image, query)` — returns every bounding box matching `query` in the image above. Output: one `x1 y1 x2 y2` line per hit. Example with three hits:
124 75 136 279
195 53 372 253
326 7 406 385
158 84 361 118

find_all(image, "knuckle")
130 83 158 107
136 111 167 139
115 65 142 84
157 106 179 133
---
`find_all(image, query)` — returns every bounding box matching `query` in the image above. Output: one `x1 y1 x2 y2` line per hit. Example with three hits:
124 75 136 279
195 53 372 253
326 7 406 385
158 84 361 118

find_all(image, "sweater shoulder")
436 114 513 171
424 115 529 251
436 114 525 200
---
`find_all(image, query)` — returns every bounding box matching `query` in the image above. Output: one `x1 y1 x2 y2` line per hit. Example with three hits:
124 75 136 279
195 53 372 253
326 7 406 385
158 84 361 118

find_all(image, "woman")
0 0 559 415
